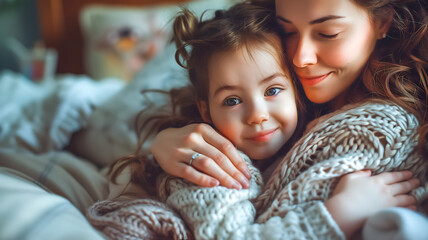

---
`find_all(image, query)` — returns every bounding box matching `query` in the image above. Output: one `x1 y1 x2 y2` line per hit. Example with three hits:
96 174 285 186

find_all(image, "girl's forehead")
207 45 291 88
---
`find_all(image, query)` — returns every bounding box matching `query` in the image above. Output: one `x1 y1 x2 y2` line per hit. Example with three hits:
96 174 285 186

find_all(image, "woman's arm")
150 123 251 189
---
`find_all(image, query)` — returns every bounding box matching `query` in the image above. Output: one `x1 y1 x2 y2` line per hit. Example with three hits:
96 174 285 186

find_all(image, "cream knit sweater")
158 99 428 240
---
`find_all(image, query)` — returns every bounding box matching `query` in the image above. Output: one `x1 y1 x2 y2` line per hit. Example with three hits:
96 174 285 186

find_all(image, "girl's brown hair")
108 1 307 189
252 0 428 157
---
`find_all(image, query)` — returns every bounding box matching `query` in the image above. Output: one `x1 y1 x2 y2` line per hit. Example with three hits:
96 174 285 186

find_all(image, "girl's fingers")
389 178 420 195
177 163 220 188
406 205 417 211
393 195 417 207
190 154 244 189
374 171 413 185
200 124 252 179
345 170 372 179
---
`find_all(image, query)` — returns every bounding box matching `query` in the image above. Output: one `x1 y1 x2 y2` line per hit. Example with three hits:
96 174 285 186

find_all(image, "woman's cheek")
321 42 351 68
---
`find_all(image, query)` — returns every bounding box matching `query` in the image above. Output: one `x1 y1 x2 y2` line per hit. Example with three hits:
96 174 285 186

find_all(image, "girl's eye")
224 97 241 106
265 88 281 96
319 33 339 39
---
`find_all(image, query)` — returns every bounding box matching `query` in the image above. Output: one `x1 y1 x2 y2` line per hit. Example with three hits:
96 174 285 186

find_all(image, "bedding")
0 39 189 238
0 71 122 239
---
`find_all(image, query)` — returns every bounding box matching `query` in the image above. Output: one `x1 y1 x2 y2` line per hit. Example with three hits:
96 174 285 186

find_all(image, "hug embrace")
88 0 428 239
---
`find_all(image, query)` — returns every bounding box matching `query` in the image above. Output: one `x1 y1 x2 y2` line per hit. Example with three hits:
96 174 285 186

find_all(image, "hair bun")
173 9 199 68
215 10 225 19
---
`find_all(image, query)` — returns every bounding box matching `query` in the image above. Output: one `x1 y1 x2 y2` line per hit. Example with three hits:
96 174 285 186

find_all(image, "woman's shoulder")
305 98 419 133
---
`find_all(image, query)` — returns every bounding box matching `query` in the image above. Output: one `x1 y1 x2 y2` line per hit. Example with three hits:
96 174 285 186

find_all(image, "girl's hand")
325 170 419 238
150 123 251 189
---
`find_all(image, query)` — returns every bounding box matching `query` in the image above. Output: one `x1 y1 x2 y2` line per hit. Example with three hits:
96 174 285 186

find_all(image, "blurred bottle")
6 38 57 83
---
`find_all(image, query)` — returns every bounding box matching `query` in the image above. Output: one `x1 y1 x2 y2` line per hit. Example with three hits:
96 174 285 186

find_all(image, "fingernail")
231 181 242 190
240 176 250 189
243 168 252 179
209 179 219 187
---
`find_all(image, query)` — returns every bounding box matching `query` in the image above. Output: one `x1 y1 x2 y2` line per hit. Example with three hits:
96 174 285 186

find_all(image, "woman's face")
275 0 384 108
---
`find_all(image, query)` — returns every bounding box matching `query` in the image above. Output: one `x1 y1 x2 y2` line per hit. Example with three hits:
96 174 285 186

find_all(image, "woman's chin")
304 90 333 104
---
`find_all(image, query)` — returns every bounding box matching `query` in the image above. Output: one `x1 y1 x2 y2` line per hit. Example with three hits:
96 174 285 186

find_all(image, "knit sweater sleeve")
158 152 345 240
253 100 428 233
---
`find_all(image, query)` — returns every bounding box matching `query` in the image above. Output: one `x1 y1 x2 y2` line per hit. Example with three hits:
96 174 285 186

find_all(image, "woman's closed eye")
224 97 242 106
279 29 296 37
319 32 340 39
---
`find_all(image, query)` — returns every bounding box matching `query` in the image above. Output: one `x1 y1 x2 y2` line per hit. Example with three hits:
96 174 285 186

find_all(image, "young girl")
93 2 422 239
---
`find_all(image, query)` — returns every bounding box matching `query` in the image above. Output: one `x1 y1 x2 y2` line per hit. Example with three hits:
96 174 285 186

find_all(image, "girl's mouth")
247 129 277 142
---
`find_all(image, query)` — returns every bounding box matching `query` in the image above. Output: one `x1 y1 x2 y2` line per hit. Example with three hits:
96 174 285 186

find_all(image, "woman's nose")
247 101 269 125
292 36 317 68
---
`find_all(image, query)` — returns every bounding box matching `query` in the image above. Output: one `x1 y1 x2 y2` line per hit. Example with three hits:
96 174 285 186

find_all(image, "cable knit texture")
161 100 427 240
87 198 193 240
87 99 428 240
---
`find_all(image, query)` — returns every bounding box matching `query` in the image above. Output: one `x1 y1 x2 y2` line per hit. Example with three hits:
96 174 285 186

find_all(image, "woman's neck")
329 80 367 112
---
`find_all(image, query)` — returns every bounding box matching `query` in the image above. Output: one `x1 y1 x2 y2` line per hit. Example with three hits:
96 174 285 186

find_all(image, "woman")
148 0 427 237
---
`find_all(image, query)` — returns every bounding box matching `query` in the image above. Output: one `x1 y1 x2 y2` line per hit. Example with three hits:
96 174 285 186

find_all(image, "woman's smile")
297 72 332 86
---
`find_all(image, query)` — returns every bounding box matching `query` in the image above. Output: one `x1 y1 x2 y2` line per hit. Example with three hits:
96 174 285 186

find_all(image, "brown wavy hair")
108 2 308 189
251 0 428 157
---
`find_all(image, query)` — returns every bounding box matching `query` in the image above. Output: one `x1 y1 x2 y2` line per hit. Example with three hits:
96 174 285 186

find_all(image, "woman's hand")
325 170 419 238
150 123 251 189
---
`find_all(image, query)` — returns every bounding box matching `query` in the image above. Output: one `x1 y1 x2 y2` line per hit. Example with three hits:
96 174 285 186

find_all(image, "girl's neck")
252 139 293 172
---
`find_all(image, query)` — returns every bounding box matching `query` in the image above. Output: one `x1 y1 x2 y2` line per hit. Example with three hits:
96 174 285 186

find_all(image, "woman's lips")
247 129 277 142
299 72 331 86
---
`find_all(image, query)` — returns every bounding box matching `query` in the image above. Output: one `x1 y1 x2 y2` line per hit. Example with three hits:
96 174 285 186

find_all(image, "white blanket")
0 71 123 239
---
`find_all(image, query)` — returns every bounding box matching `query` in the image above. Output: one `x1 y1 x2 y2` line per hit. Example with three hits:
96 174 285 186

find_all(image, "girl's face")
275 0 387 109
199 44 298 160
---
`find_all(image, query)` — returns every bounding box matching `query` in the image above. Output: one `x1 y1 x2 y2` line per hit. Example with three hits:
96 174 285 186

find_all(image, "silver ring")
189 152 200 166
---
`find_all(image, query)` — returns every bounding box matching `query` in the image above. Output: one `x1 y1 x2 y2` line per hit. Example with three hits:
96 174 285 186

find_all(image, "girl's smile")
246 128 278 143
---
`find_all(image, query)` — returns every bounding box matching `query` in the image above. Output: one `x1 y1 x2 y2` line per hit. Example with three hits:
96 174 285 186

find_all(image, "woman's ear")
196 100 211 123
375 9 393 39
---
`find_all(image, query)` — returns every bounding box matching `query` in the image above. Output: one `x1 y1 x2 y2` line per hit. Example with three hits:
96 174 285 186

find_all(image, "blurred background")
0 0 238 83
0 0 40 72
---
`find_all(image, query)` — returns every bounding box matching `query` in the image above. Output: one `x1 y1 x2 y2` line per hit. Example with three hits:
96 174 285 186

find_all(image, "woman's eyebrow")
276 15 344 25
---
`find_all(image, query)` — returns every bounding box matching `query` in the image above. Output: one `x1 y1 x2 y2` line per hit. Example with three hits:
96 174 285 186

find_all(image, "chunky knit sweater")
88 99 428 240
159 99 428 240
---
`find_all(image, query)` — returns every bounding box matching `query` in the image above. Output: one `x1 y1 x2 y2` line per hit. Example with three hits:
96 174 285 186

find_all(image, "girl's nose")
247 101 269 125
292 36 317 68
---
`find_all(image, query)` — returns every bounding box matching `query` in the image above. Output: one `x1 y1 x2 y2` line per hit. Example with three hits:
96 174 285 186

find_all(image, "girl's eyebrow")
213 73 287 97
276 15 344 25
